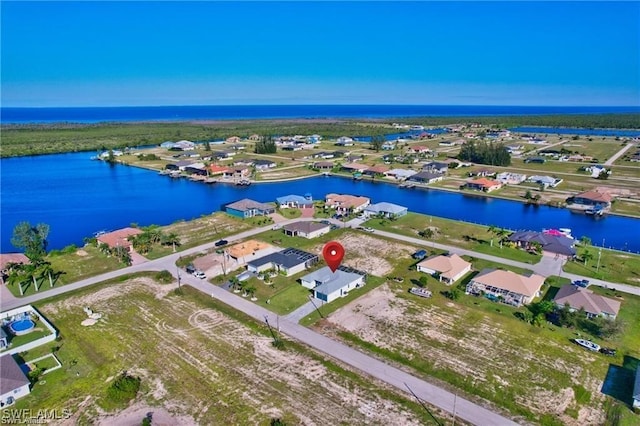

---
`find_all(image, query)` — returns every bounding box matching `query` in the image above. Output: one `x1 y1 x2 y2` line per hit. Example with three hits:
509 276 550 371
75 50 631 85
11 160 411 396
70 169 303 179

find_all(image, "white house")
417 254 472 285
0 354 31 407
363 202 408 219
633 367 640 410
496 172 527 185
300 267 365 303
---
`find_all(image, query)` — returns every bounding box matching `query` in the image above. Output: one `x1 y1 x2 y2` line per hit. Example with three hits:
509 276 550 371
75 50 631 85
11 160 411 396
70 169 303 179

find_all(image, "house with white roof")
300 266 365 303
362 202 408 219
527 175 563 188
417 254 472 285
496 172 527 185
276 194 313 209
384 169 417 181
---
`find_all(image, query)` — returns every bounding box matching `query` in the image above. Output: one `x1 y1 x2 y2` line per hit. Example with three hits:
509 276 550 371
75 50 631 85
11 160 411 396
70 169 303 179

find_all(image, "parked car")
185 264 196 274
320 220 331 225
215 239 228 247
359 226 375 232
573 279 590 288
412 249 427 260
193 270 206 279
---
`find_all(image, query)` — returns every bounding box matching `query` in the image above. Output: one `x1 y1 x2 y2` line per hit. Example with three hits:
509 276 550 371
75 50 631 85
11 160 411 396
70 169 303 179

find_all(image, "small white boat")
409 287 432 298
574 338 600 352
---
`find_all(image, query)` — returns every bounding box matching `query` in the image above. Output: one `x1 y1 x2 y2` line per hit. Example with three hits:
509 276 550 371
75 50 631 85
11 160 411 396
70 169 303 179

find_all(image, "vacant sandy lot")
312 233 416 276
38 279 426 425
322 284 607 425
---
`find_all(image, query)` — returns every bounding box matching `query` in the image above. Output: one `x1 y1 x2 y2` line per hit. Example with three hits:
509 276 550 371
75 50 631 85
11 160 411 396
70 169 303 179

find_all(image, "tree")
255 135 277 154
161 233 181 252
38 260 55 288
582 249 594 266
419 228 434 239
5 264 29 296
204 140 211 151
524 190 532 200
496 228 511 249
487 224 497 246
370 135 385 152
579 236 591 247
11 222 50 261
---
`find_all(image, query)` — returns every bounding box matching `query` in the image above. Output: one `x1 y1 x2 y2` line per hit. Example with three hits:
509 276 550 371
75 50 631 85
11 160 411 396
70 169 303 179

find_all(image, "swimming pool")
9 319 35 335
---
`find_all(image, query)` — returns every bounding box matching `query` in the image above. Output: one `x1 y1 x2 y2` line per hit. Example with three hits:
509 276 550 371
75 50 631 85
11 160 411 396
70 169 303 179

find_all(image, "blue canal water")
1 152 639 253
3 105 640 124
509 127 640 137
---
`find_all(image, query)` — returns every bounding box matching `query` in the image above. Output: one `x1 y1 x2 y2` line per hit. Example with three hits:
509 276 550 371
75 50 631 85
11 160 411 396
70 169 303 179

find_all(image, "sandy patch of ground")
95 403 197 426
322 284 607 425
312 233 416 276
75 250 88 257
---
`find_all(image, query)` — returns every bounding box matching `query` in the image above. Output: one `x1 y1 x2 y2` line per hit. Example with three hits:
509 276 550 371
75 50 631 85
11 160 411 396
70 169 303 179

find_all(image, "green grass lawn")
564 247 640 286
241 273 312 315
276 208 302 219
366 213 542 264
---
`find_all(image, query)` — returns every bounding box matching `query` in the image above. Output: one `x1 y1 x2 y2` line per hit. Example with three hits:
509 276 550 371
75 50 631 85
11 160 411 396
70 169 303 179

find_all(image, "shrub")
107 373 141 404
154 270 174 284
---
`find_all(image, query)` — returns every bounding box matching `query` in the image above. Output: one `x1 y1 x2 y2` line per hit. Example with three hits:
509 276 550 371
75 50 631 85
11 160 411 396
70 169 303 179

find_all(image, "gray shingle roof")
0 354 30 395
249 247 318 269
225 199 274 212
302 266 364 295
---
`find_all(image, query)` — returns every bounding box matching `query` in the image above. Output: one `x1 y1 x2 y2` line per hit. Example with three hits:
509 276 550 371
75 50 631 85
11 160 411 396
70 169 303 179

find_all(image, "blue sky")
2 1 639 107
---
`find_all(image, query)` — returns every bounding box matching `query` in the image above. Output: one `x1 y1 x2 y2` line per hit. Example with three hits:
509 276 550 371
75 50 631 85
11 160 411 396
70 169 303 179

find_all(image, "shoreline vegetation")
1 113 639 158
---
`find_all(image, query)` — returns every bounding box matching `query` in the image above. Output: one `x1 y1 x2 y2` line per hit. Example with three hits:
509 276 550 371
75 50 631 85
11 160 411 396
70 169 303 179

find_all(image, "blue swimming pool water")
10 319 35 334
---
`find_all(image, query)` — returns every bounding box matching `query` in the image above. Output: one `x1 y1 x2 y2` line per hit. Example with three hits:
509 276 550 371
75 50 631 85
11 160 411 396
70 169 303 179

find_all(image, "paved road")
604 142 635 166
2 218 638 424
184 274 519 426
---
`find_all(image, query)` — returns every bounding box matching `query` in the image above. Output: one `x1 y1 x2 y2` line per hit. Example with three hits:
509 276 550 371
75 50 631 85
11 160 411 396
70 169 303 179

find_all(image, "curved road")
2 218 637 424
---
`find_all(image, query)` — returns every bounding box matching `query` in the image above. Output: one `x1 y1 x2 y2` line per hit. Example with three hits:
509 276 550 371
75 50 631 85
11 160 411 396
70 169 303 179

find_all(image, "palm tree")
579 236 591 247
496 228 511 249
5 265 28 296
161 233 181 252
487 225 498 246
582 249 594 266
38 260 55 288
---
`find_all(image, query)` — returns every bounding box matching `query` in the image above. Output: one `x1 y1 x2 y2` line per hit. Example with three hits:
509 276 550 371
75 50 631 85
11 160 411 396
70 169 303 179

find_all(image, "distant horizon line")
3 104 640 109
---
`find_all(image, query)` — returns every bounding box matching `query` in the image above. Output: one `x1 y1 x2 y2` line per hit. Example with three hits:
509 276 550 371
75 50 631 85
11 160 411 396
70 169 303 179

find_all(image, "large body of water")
3 105 640 124
2 152 639 253
509 126 640 137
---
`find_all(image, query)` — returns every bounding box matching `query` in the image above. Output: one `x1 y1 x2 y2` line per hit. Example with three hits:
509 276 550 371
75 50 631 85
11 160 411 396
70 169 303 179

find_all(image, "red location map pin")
322 241 345 273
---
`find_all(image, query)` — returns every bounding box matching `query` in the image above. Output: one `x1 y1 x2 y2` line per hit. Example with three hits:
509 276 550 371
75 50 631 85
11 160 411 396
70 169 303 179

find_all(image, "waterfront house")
408 171 444 184
276 194 314 209
173 140 196 150
225 199 275 219
300 266 365 303
165 160 194 171
553 285 621 320
381 141 396 150
527 175 563 188
496 172 527 185
465 178 502 192
308 134 322 144
229 144 246 151
336 136 355 146
97 228 143 252
248 134 262 141
233 159 255 167
247 247 318 277
0 354 31 406
313 161 334 170
416 254 471 285
160 141 176 149
283 221 330 239
325 194 370 214
568 190 612 208
466 269 545 306
253 159 277 170
223 166 251 180
384 169 417 181
345 154 364 163
184 163 208 176
508 231 576 257
363 202 408 219
422 162 449 174
311 151 335 160
342 163 368 173
363 165 390 176
207 164 231 176
225 136 241 144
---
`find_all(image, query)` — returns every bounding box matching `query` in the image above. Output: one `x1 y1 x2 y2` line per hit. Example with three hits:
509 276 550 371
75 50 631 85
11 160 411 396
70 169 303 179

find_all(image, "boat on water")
585 205 606 217
574 338 600 352
236 179 251 186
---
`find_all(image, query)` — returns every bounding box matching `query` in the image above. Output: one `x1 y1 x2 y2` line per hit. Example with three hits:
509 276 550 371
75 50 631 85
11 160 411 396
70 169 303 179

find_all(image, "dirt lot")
36 278 426 425
311 233 417 276
321 284 607 425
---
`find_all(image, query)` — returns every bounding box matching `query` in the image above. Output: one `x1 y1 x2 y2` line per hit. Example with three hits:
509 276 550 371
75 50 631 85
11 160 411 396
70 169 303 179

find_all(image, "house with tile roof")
465 178 503 192
325 194 370 214
569 190 613 208
466 268 545 306
417 254 472 285
97 228 143 252
553 285 621 319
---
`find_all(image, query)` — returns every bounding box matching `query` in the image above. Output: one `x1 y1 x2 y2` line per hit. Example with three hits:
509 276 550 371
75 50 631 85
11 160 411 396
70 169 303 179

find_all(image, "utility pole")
176 267 181 289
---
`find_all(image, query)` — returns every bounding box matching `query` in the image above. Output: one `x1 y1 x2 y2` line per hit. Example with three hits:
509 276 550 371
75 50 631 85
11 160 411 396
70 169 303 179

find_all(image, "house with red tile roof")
363 165 390 176
325 193 370 214
465 177 503 192
208 164 231 175
97 228 143 252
